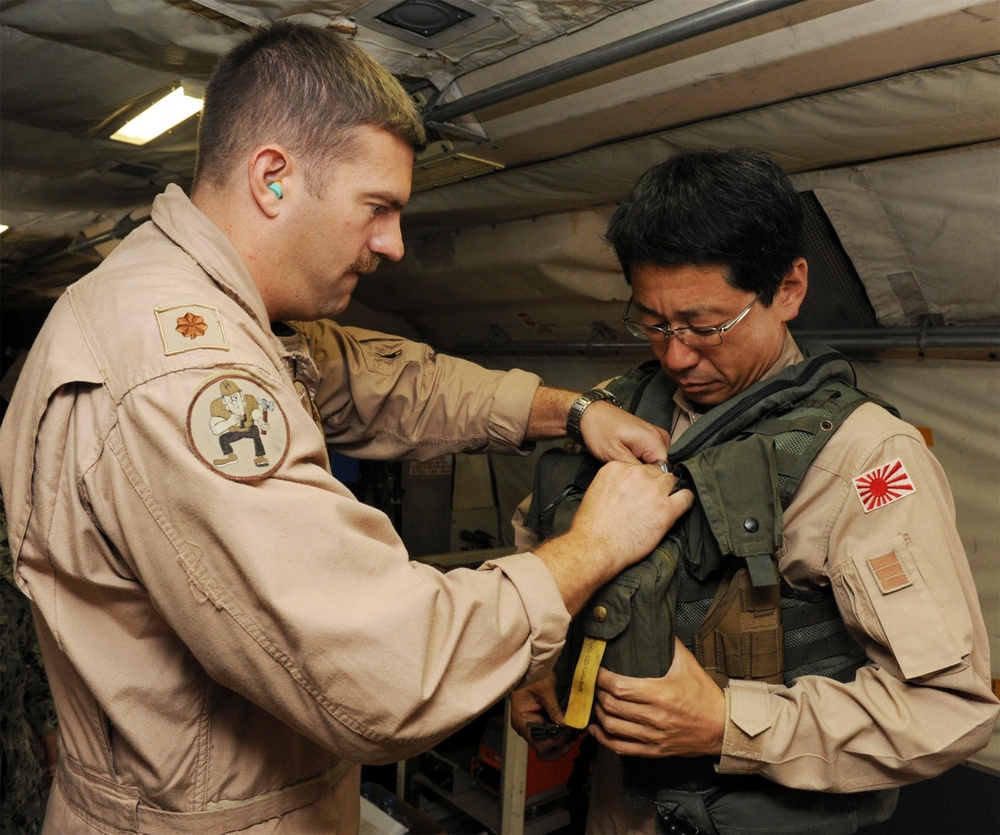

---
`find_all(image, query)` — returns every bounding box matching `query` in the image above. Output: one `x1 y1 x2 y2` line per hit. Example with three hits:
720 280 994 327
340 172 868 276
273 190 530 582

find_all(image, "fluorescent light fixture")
0 224 8 234
110 87 203 145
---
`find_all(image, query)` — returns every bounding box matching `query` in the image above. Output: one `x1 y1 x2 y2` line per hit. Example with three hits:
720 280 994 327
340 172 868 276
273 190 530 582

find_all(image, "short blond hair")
193 21 426 193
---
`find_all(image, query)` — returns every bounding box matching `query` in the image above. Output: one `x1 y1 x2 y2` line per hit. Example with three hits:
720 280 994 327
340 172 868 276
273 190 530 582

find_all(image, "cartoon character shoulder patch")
853 457 916 513
188 373 289 481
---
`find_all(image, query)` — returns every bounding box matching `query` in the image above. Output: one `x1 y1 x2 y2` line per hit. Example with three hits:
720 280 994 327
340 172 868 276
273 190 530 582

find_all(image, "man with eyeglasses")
511 149 997 834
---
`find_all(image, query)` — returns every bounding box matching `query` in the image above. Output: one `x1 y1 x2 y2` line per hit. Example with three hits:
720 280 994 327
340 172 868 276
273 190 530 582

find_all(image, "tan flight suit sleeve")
721 404 999 789
89 351 569 766
292 319 541 459
511 493 542 553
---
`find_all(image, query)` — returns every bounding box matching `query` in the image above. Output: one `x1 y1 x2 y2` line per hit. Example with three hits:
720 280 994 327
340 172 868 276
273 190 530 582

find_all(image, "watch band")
566 388 622 445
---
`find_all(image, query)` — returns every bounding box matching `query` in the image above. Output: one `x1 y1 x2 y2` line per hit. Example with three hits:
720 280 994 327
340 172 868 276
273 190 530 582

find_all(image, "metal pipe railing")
450 327 1000 356
36 213 148 266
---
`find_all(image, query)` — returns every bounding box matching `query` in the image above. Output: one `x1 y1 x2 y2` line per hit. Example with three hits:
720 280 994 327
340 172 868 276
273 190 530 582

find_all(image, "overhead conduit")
451 327 1000 357
422 0 809 127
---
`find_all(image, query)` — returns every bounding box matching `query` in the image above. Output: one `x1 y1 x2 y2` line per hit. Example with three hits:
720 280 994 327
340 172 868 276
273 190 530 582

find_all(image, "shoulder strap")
673 343 895 585
606 359 667 420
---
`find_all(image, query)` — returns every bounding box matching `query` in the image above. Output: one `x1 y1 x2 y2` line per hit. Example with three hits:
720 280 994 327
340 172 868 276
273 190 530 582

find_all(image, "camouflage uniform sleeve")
1 491 57 833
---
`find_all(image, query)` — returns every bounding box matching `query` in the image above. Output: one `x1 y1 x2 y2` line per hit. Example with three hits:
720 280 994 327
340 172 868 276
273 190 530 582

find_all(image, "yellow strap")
563 636 607 729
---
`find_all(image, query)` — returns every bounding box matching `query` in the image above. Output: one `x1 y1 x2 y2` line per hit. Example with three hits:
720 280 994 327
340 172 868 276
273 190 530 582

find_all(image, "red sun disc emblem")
853 458 916 513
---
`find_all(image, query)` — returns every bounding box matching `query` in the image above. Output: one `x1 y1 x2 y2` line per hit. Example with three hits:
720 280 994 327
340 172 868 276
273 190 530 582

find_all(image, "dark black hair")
605 149 803 305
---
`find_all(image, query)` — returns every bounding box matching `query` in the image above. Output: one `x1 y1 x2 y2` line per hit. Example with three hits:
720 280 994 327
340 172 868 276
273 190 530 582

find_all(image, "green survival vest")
524 343 897 802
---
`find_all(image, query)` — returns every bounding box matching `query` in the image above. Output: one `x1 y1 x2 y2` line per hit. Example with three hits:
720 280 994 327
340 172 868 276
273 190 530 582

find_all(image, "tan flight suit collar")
151 184 322 415
151 184 271 335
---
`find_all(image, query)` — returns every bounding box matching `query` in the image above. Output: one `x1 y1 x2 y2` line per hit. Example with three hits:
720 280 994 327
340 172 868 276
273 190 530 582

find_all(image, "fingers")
535 461 694 612
581 404 671 464
511 694 543 724
537 688 566 726
510 676 565 740
667 486 695 519
587 721 659 759
594 667 657 715
589 671 677 759
623 424 672 464
510 683 577 760
568 461 693 577
591 640 727 758
589 675 663 757
592 703 655 744
509 690 540 740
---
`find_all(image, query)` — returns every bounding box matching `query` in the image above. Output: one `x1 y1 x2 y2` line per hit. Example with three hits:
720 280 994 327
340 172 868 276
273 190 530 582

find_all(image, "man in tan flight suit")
511 149 999 834
0 22 695 834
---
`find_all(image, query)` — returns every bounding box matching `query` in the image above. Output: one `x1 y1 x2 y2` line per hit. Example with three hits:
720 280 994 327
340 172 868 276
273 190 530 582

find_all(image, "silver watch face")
587 389 620 407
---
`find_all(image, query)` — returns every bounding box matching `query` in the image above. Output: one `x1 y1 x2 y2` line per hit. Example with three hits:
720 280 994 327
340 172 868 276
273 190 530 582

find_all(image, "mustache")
349 252 381 275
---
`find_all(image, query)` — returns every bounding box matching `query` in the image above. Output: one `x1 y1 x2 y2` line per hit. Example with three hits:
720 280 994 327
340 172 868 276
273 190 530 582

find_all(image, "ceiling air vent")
96 160 166 188
377 1 472 38
349 0 498 48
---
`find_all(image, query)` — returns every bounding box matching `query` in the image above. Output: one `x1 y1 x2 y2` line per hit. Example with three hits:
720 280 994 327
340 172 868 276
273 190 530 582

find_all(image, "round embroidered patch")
187 373 290 481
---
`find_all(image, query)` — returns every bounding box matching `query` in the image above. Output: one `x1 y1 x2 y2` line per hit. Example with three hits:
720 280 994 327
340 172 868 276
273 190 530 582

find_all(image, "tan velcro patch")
156 304 229 355
867 551 912 595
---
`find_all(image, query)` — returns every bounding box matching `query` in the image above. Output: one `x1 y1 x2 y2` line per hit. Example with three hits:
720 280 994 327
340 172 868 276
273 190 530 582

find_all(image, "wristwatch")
566 388 622 445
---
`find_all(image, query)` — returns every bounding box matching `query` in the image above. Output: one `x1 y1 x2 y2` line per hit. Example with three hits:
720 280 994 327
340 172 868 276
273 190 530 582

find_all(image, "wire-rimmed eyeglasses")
622 295 759 346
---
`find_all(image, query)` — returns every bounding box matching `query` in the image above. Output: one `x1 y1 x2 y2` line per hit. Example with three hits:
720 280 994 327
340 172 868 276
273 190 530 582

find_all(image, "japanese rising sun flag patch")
853 458 916 513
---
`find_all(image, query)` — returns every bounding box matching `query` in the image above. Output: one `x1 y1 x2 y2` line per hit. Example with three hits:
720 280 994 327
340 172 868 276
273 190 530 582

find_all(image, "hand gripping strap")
560 543 680 727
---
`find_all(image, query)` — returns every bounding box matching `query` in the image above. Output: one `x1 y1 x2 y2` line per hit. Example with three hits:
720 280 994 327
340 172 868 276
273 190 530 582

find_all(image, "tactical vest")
524 343 897 805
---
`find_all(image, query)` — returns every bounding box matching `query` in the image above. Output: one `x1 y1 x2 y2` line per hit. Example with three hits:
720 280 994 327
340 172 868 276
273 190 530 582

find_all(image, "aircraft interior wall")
358 142 1000 350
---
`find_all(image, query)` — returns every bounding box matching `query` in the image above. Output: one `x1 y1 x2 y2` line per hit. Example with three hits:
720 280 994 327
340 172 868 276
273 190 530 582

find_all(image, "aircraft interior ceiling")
0 0 999 787
0 0 998 356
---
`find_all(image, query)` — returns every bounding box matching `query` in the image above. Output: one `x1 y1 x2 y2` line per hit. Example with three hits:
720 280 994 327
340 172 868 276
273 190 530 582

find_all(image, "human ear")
249 147 292 217
776 258 808 321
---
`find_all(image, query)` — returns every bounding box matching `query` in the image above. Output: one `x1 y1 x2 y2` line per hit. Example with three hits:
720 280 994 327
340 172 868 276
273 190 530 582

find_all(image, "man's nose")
658 335 700 371
370 214 405 262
